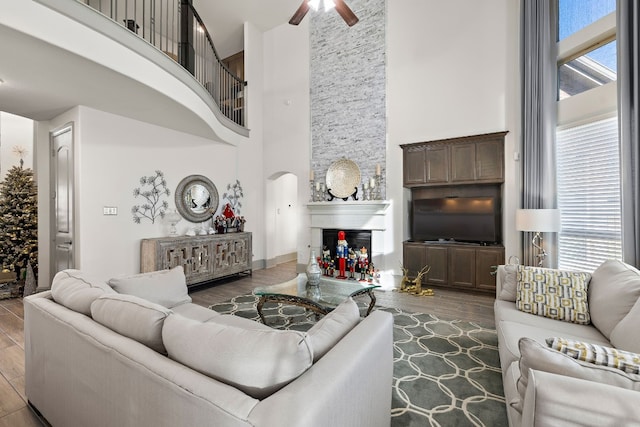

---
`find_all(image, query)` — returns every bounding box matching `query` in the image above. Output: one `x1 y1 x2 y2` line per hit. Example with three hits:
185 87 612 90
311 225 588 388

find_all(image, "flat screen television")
411 196 501 244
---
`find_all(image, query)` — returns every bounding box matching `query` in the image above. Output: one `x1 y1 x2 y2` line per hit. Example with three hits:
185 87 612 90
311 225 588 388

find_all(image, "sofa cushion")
207 313 274 330
547 337 640 374
498 264 518 302
172 302 221 322
91 294 171 354
162 313 313 399
307 297 361 362
108 266 191 309
51 269 116 316
515 265 591 324
589 260 640 340
512 337 640 413
610 297 640 353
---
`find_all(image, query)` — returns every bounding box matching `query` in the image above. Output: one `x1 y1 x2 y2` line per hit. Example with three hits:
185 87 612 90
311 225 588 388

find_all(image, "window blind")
556 117 622 272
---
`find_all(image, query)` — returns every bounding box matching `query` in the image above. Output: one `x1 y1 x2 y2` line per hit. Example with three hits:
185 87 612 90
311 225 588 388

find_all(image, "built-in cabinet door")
448 247 476 288
450 143 477 182
476 140 504 181
425 145 449 183
404 147 427 186
403 243 427 277
425 246 448 285
475 247 504 291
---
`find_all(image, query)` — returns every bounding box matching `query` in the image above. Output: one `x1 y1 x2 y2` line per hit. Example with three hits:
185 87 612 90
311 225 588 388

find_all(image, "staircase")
81 0 246 129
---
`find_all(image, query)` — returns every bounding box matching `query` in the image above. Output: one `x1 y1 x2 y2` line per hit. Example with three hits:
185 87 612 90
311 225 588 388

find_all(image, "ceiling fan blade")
289 0 310 25
334 0 359 26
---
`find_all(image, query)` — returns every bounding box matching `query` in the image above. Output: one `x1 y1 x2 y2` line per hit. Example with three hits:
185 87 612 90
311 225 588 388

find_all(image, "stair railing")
79 0 247 128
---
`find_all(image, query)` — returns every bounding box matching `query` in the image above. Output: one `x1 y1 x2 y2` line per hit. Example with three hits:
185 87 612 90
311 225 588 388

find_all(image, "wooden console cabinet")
401 131 506 188
140 232 252 287
403 242 504 292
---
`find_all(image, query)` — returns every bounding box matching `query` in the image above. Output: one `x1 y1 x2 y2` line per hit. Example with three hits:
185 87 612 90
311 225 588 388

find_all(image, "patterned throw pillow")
515 265 591 324
547 337 640 374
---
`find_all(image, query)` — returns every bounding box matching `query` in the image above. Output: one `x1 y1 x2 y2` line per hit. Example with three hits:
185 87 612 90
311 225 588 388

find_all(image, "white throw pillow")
498 264 518 302
511 337 640 413
91 294 171 354
162 313 313 399
307 297 361 362
51 269 116 316
609 296 640 353
108 266 191 308
589 260 640 339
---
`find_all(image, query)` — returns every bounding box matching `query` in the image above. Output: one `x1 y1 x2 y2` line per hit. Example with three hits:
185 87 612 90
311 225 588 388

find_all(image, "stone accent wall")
310 0 386 199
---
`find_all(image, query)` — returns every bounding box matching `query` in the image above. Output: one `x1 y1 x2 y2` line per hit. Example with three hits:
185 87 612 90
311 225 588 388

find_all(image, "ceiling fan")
289 0 359 27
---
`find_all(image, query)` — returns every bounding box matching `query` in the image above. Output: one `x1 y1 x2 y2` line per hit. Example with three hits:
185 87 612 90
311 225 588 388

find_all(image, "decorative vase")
165 209 182 237
306 250 322 286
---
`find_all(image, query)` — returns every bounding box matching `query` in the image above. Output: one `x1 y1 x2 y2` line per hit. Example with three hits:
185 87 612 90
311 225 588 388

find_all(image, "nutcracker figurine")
336 231 348 279
358 247 369 281
347 248 357 280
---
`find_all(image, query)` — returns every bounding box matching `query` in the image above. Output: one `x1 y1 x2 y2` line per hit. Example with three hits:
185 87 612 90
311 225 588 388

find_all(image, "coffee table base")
256 288 377 325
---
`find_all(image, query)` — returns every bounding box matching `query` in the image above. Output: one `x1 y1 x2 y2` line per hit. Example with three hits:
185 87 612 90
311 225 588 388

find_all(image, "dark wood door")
448 247 476 288
476 140 504 182
403 243 427 278
425 246 448 285
450 143 477 182
403 146 426 186
425 145 449 183
475 247 504 290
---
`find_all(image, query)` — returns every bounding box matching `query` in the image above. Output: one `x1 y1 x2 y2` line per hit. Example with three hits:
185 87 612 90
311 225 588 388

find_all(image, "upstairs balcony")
0 0 249 144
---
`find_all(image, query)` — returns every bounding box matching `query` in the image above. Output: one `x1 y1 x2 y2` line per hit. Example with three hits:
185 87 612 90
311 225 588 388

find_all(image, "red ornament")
222 203 235 218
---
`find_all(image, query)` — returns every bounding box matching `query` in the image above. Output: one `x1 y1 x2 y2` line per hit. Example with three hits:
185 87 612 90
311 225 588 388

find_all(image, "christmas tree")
0 163 38 281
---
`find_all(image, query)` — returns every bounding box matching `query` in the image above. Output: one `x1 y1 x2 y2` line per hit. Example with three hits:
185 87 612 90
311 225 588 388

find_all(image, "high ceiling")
0 0 306 135
194 0 304 59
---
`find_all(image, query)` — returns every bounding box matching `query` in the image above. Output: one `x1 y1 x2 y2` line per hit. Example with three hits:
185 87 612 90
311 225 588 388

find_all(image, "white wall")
35 105 264 285
386 0 521 269
0 112 34 179
262 20 311 268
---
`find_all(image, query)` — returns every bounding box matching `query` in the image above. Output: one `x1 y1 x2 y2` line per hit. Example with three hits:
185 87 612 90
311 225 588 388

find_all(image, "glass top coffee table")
254 274 380 325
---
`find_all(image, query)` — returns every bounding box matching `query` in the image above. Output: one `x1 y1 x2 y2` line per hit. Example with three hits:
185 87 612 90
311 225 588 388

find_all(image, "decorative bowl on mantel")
325 159 361 199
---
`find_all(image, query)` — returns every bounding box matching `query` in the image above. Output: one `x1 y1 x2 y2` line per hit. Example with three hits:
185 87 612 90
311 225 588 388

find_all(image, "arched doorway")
265 172 298 267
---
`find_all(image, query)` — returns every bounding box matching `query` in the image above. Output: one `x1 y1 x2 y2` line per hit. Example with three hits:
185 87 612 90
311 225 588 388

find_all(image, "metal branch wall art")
132 170 170 224
222 179 243 215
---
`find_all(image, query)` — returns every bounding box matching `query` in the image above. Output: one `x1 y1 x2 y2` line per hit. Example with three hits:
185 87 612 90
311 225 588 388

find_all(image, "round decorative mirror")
174 175 219 223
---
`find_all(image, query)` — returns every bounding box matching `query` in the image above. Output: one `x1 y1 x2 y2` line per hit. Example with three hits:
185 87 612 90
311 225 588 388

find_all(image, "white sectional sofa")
495 260 640 426
24 267 394 427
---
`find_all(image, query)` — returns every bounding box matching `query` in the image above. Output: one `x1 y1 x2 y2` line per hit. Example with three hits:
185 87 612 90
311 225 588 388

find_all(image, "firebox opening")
322 229 372 260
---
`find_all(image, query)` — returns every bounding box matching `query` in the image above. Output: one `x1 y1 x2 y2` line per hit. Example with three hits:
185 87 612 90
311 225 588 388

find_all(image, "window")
555 1 621 272
557 0 616 100
558 0 615 41
559 40 616 99
556 117 622 271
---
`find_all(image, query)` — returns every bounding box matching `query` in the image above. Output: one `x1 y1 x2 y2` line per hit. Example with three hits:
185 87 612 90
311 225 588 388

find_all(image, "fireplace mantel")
307 201 390 230
307 201 391 271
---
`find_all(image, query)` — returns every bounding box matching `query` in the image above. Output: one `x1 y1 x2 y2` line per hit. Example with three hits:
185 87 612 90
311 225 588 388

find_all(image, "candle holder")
309 180 316 202
372 174 382 200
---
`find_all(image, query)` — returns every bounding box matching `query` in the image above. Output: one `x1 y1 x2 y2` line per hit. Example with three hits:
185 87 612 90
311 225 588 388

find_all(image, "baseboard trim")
264 252 297 269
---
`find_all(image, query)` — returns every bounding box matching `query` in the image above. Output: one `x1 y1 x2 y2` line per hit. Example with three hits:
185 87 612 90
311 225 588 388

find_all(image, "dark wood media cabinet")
401 131 507 293
403 241 504 292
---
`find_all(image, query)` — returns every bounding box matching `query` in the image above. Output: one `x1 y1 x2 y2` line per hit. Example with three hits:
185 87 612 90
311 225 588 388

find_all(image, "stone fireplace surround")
307 201 391 272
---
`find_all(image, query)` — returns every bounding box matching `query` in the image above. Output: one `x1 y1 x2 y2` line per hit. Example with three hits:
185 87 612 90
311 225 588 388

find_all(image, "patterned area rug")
210 295 508 427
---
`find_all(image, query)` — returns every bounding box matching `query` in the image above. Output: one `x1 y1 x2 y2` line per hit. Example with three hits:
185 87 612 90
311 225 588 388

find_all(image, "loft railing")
79 0 246 128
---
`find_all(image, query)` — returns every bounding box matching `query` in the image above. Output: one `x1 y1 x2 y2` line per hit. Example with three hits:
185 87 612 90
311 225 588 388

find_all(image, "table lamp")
516 209 561 267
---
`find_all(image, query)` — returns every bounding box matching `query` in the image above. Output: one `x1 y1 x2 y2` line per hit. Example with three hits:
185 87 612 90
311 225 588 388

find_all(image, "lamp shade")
516 209 561 233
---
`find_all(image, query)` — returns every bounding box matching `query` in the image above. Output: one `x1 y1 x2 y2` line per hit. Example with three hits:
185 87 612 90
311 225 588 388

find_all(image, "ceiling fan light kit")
289 0 359 27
